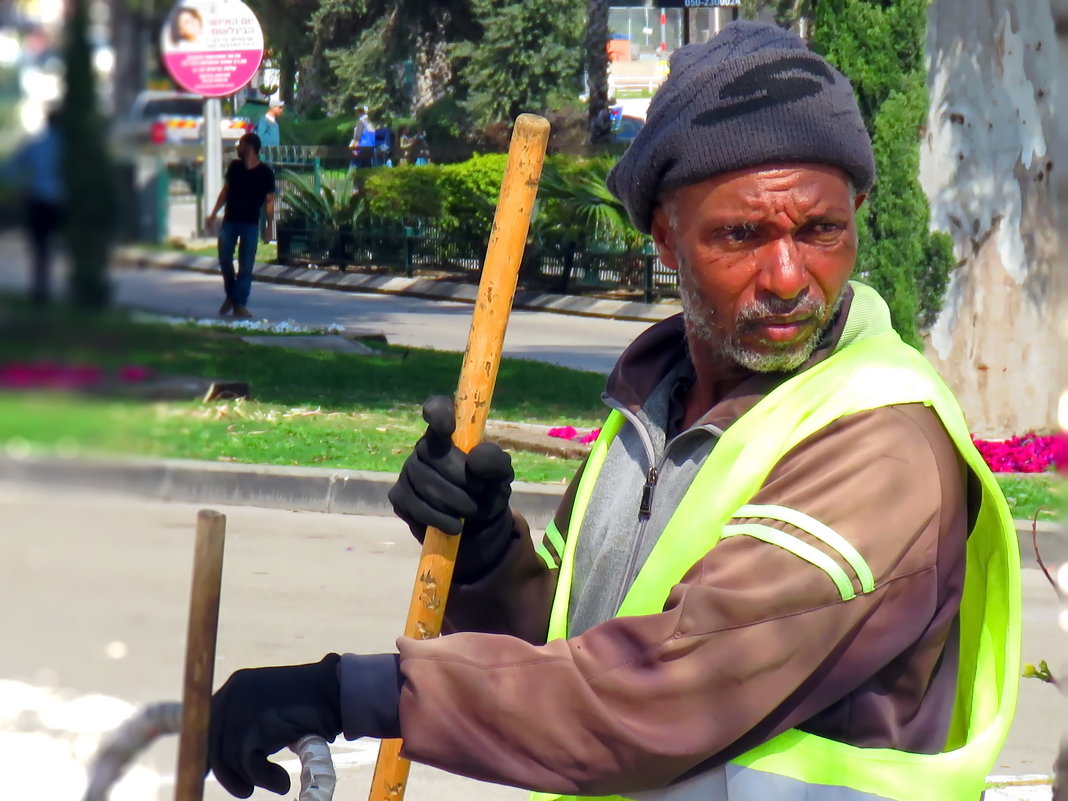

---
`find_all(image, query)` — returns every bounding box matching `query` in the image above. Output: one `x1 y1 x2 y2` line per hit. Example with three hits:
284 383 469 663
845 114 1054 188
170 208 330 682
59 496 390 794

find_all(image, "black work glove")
209 653 342 798
388 395 516 581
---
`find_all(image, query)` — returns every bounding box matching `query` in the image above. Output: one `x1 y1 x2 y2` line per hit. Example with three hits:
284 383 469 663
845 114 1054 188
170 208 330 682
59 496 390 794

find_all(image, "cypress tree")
807 0 953 347
742 0 954 347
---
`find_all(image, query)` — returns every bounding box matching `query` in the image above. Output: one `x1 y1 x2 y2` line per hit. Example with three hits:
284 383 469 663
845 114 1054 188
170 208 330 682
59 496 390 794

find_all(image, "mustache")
736 294 826 323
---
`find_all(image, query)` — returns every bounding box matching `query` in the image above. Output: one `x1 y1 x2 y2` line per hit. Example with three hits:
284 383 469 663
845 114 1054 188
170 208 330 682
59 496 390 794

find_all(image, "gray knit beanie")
607 20 875 234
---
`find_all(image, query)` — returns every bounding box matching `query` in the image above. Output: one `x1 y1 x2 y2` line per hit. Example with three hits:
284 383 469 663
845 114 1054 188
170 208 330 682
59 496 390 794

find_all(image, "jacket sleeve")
392 404 968 796
439 458 589 643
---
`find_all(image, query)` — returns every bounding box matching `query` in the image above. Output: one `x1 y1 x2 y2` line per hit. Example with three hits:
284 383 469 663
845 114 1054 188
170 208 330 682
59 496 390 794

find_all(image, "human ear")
650 206 680 272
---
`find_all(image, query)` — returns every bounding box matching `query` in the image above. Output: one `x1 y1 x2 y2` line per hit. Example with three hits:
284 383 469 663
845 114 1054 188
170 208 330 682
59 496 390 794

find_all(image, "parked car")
114 90 250 149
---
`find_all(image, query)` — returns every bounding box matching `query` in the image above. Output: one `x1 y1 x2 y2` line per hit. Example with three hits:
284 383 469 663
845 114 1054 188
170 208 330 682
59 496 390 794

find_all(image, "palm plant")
277 168 367 264
530 159 648 292
278 168 364 228
534 160 642 251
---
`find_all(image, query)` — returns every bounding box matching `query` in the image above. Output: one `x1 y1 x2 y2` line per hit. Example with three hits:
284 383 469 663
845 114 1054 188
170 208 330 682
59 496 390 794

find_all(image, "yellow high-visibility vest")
535 286 1020 801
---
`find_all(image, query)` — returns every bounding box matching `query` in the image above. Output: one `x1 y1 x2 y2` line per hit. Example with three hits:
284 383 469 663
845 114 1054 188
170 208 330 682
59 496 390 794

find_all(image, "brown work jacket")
392 286 970 797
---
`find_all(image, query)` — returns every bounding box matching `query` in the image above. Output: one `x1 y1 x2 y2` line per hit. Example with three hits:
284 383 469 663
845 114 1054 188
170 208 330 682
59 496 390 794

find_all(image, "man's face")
651 164 864 373
236 137 248 159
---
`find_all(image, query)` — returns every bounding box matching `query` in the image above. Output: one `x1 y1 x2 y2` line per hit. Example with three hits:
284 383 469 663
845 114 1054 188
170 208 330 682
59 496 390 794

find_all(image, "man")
253 97 283 151
206 132 275 318
207 22 1021 801
4 109 63 305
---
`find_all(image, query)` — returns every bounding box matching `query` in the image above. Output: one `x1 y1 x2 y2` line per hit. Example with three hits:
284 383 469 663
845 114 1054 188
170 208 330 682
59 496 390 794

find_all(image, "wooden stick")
368 113 551 801
175 509 227 801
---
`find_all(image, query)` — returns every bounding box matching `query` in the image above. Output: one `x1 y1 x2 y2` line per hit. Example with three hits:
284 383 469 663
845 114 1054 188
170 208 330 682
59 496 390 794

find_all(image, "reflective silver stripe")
733 503 875 593
629 764 893 801
722 523 858 601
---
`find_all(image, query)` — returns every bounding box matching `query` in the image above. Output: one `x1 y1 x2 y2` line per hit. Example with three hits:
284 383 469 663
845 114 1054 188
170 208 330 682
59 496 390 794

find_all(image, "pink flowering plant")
550 423 1066 476
0 361 156 391
971 433 1067 474
549 425 602 445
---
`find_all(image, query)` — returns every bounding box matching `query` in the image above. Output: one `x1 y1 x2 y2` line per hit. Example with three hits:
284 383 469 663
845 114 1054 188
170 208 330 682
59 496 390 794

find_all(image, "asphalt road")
0 485 1064 801
0 235 655 375
0 483 527 801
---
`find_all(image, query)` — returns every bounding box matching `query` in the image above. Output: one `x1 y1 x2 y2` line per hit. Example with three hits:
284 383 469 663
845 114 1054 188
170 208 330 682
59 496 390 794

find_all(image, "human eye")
720 223 757 244
800 219 846 243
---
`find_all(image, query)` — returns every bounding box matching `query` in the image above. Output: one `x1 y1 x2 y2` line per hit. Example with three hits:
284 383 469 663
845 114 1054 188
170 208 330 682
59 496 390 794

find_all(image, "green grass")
145 242 278 263
2 298 1062 505
0 299 601 482
0 395 583 482
996 474 1062 523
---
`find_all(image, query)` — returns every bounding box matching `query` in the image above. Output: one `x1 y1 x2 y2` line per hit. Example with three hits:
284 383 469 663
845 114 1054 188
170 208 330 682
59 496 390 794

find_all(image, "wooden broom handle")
368 113 551 801
175 509 226 801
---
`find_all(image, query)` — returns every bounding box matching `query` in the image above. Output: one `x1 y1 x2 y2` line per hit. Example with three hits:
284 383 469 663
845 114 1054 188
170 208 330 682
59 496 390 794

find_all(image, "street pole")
202 98 223 234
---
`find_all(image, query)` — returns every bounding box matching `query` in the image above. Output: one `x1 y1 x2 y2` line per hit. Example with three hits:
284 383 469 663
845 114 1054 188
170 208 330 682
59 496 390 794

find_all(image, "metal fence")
277 223 680 302
261 145 681 301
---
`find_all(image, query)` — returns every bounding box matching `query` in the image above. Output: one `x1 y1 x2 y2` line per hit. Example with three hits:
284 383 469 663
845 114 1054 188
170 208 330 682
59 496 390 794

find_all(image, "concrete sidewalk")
114 245 681 324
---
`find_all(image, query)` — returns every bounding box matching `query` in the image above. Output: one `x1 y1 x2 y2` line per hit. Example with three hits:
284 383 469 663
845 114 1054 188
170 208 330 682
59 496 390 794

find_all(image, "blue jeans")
218 221 259 307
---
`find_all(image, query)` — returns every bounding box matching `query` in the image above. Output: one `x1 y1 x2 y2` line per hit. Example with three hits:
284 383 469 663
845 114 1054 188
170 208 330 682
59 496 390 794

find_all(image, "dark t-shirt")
223 159 276 224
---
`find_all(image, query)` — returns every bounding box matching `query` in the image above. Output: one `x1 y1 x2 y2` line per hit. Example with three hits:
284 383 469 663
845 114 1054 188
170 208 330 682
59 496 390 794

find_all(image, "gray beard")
678 267 842 373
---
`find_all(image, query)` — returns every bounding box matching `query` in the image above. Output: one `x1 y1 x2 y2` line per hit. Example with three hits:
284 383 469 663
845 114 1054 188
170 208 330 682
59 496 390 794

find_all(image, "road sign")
160 0 264 98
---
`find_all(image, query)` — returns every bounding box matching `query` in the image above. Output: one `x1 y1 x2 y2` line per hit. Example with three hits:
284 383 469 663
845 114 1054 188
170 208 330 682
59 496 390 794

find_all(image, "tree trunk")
411 24 453 114
280 50 296 105
63 0 115 307
109 0 145 117
919 0 1061 437
297 50 325 112
585 0 611 144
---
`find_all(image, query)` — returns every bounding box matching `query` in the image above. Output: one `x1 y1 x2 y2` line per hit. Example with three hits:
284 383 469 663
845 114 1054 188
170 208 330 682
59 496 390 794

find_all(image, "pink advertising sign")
160 0 264 97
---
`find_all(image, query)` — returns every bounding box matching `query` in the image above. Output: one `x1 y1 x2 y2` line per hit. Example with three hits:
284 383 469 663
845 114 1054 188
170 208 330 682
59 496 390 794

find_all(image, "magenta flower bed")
0 361 157 391
550 422 1066 475
548 426 602 445
971 433 1067 474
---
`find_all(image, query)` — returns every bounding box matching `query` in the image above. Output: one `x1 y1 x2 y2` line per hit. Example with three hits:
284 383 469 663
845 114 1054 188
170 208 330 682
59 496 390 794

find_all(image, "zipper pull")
638 466 659 520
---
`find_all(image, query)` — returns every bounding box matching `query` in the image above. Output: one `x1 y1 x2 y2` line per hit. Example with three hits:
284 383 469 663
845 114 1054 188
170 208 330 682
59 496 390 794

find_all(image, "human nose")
756 237 809 300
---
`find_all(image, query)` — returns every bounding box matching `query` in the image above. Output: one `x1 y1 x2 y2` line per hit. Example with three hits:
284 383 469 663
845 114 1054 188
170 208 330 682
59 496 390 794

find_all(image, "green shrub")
363 165 446 223
437 153 508 232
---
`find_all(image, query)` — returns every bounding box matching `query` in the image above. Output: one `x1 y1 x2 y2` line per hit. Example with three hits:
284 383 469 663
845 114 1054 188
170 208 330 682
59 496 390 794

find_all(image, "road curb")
113 246 682 324
0 454 566 530
2 455 1061 565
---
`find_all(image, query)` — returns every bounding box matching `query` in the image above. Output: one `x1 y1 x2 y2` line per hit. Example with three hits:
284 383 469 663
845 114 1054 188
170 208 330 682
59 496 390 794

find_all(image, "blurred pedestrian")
4 109 64 305
398 126 430 166
253 98 284 151
348 105 376 169
413 130 430 165
397 126 414 165
205 132 276 319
